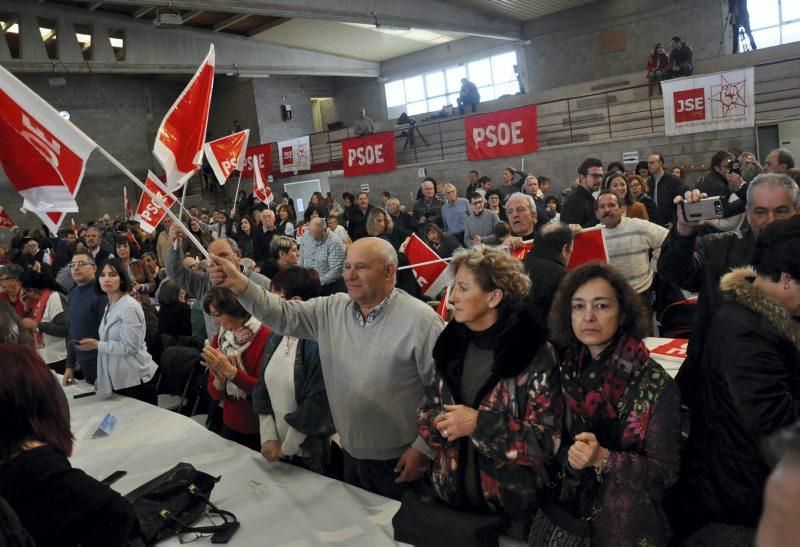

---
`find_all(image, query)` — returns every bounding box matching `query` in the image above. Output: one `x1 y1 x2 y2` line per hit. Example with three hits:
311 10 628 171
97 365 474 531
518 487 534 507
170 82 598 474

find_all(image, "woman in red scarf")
539 263 681 546
18 270 68 373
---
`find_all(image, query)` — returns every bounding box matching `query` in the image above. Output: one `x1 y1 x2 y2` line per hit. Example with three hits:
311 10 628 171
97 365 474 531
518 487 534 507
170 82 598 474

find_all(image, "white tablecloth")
65 382 401 546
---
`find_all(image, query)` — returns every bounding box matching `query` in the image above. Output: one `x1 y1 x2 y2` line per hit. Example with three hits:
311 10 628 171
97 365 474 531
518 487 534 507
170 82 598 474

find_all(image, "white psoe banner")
661 67 754 136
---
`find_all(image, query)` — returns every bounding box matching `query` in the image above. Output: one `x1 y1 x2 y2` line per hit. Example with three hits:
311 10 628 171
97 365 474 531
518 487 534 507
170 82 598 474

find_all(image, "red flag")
0 65 96 233
203 129 249 185
241 143 272 180
252 162 273 205
133 171 178 233
153 45 215 192
567 227 608 271
404 234 450 298
71 218 79 233
0 206 16 229
649 338 688 362
124 186 133 220
509 241 533 261
464 104 538 161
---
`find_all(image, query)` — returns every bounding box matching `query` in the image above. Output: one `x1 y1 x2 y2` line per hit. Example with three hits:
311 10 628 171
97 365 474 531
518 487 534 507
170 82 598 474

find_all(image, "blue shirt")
441 198 471 234
66 282 107 367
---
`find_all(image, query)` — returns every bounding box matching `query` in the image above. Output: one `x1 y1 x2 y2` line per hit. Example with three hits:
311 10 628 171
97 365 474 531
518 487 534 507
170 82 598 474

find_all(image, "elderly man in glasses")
63 252 107 385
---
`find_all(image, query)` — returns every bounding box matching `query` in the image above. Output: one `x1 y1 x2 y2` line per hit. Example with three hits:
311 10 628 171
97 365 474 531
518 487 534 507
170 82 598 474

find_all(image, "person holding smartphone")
75 258 158 404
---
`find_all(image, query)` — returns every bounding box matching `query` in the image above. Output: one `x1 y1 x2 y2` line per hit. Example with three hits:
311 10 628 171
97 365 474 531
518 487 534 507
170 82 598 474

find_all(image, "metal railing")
266 55 800 179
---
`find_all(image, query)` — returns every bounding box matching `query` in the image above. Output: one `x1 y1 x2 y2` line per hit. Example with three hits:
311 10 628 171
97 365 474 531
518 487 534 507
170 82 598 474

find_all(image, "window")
0 14 21 59
38 18 58 61
744 0 800 50
75 23 92 61
107 29 125 61
384 50 520 117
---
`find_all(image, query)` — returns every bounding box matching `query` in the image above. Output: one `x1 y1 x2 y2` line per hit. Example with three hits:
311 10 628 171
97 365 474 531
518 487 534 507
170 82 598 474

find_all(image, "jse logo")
282 146 294 165
674 88 706 122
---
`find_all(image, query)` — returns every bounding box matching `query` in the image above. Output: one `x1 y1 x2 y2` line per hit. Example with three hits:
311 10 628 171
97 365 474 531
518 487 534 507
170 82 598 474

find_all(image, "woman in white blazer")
76 258 158 404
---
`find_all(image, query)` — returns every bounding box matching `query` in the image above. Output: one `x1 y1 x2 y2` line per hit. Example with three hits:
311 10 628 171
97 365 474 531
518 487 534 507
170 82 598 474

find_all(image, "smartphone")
681 197 723 222
100 470 127 485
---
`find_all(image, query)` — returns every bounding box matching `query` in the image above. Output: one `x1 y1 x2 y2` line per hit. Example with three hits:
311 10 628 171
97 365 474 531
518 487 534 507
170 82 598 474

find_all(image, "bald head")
309 216 327 239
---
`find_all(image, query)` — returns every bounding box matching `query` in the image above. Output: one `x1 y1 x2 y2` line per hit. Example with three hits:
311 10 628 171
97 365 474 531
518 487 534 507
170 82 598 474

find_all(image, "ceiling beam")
212 13 250 32
88 2 104 10
133 6 154 18
181 10 204 23
246 17 289 37
64 0 521 39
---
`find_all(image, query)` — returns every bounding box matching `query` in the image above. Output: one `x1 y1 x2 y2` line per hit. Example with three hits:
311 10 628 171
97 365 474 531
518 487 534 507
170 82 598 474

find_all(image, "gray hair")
85 226 102 236
504 192 537 212
271 235 297 256
372 237 398 267
310 217 326 229
747 173 800 210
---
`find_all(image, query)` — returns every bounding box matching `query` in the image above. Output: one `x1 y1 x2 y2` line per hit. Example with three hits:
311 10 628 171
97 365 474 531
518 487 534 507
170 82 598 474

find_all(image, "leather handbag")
124 462 238 544
393 487 504 547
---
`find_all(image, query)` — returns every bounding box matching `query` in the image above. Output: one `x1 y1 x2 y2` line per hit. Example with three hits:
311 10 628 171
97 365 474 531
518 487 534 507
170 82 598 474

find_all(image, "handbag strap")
159 483 238 535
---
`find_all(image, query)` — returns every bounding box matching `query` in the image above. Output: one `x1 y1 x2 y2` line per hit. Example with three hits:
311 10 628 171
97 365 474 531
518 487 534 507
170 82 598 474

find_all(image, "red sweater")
208 325 270 435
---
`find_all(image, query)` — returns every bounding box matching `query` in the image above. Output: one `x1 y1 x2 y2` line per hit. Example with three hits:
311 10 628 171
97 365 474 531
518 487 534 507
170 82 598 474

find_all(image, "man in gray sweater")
208 237 444 500
463 192 500 247
165 224 270 340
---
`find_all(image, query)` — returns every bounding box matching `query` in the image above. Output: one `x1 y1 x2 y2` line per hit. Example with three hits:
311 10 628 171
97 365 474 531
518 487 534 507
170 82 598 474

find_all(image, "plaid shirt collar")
352 288 398 327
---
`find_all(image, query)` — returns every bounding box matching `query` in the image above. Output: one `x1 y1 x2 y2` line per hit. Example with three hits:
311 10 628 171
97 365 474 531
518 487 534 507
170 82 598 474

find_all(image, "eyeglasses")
586 173 604 179
68 261 94 268
209 311 221 318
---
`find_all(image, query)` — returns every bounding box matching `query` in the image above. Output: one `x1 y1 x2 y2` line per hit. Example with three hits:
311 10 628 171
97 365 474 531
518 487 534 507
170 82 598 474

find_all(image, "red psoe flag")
0 206 17 229
566 227 608 271
404 234 450 298
134 171 178 233
509 241 533 261
203 129 249 185
252 162 273 205
71 218 79 232
153 45 215 192
0 65 96 233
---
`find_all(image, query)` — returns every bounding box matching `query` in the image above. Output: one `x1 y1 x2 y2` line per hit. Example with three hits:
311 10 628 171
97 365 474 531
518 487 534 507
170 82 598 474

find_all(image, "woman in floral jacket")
417 246 563 537
542 262 681 546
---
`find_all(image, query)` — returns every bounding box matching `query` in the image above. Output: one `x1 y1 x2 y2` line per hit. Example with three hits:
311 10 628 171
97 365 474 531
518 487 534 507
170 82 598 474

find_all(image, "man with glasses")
63 252 107 385
561 157 604 228
463 193 499 247
647 153 687 227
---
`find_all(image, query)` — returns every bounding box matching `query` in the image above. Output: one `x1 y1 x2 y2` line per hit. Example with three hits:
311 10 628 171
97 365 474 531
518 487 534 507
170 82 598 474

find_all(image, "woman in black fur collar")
416 246 563 538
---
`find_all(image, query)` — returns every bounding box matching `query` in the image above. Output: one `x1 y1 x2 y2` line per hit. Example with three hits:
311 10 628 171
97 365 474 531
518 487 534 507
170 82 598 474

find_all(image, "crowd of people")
1 145 799 545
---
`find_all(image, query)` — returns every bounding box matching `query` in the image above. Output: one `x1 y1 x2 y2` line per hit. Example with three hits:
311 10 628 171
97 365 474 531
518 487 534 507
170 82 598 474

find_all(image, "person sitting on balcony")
646 42 670 96
353 107 374 136
457 78 480 115
663 37 693 79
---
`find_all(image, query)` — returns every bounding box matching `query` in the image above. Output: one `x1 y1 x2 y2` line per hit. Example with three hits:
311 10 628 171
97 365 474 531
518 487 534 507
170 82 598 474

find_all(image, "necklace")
284 336 297 357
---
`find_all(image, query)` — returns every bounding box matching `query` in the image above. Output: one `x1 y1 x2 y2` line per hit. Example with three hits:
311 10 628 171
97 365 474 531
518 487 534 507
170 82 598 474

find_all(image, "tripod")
401 122 429 150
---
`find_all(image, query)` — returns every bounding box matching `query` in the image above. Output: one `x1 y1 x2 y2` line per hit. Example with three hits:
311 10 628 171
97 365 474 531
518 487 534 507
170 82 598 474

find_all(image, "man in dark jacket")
561 157 603 228
412 179 445 230
664 36 693 78
346 192 374 241
657 173 799 409
253 209 277 262
647 153 687 226
694 150 748 223
523 224 573 323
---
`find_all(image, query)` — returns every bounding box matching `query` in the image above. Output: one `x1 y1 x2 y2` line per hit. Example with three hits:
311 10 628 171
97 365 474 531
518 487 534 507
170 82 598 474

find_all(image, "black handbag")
124 462 238 544
393 487 504 547
528 501 591 546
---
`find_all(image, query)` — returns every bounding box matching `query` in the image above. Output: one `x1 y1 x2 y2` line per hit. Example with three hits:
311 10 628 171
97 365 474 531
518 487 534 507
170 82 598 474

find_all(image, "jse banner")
662 67 754 136
278 135 311 173
464 104 538 161
342 131 396 177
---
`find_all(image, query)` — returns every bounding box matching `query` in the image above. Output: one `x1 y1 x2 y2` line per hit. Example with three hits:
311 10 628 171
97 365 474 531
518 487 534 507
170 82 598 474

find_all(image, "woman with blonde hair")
414 246 563 540
365 207 410 251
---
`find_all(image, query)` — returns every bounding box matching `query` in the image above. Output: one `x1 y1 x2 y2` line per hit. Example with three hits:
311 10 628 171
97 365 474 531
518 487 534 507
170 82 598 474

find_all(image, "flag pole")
231 169 244 217
95 147 210 259
178 184 188 221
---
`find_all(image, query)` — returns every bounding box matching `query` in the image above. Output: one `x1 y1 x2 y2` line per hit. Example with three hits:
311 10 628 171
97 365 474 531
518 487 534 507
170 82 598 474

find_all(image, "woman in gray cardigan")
252 267 336 475
76 258 158 404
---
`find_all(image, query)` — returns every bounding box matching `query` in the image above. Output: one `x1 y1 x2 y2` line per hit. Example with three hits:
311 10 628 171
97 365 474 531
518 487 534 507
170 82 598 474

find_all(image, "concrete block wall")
208 78 260 147
252 76 336 144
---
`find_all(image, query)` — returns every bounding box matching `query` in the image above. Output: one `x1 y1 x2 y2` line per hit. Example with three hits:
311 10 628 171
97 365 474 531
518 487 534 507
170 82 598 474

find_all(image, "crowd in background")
1 145 800 546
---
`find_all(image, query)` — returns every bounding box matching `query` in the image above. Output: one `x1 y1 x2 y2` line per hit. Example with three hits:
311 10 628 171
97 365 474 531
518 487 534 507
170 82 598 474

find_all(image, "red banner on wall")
464 104 538 161
342 131 397 177
241 143 272 180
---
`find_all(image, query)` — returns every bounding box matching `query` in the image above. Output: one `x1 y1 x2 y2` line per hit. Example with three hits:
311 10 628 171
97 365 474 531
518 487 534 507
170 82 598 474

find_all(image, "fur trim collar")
432 305 547 381
720 267 800 346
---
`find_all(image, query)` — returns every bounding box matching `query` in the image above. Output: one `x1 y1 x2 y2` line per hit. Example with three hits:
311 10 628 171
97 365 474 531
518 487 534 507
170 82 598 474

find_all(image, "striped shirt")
600 216 669 293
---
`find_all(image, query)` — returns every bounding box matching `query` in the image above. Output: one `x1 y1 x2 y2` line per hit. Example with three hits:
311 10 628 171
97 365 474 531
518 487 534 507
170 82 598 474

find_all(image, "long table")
64 337 684 545
65 382 401 546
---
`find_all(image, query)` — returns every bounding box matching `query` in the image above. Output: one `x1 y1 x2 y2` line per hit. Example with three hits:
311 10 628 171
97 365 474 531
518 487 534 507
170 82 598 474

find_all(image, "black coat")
647 172 686 227
347 205 373 241
679 269 800 531
253 227 277 263
637 194 659 224
560 185 596 228
657 227 756 408
522 244 567 323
